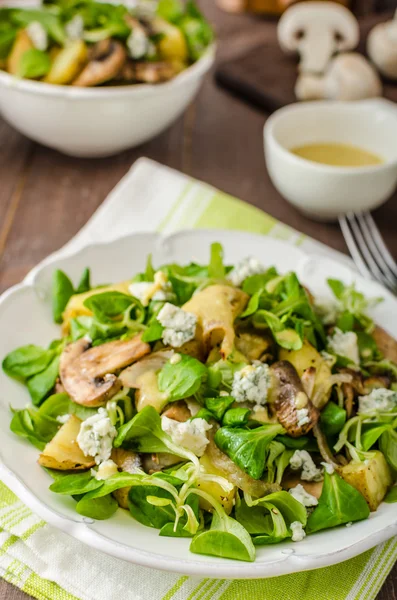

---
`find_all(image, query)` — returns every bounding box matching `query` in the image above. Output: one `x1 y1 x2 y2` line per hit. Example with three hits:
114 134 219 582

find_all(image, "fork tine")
356 212 397 288
362 212 397 278
339 215 373 280
346 213 396 291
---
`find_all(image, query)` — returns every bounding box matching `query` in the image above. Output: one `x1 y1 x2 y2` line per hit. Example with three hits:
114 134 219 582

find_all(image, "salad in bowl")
3 243 396 563
0 0 213 86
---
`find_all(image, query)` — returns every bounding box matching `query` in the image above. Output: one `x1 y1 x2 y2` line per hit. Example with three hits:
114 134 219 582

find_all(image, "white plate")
0 229 396 579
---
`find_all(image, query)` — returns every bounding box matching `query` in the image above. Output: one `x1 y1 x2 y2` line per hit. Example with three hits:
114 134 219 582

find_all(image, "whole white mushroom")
278 1 359 74
367 10 397 80
295 52 382 101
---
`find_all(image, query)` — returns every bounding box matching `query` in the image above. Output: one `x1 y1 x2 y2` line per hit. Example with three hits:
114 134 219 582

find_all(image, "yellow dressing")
290 143 384 167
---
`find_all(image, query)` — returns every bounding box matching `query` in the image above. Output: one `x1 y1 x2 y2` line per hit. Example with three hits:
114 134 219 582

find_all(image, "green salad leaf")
17 49 51 78
379 429 397 471
384 486 397 503
190 508 255 562
307 472 370 534
222 407 250 427
214 423 285 479
76 494 118 520
158 355 207 401
320 402 347 438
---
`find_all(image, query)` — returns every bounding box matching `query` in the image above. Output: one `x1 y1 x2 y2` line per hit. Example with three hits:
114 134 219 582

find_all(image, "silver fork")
339 211 397 293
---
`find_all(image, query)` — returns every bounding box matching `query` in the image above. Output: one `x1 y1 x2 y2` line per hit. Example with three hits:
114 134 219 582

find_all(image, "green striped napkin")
0 158 396 600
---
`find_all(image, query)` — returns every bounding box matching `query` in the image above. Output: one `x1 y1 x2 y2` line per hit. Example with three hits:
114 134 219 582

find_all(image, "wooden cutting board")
215 11 397 112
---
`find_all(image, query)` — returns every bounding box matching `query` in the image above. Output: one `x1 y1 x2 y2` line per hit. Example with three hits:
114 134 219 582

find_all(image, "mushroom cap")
367 16 397 80
278 2 359 74
295 53 382 101
60 334 150 407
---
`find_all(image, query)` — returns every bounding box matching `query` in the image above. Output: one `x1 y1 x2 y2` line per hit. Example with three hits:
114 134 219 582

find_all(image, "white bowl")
0 46 215 158
0 229 397 578
264 98 397 221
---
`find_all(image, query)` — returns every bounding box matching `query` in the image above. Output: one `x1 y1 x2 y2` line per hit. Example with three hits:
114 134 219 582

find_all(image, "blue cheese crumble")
161 416 212 457
327 328 359 366
290 450 323 482
227 257 265 287
289 484 318 507
359 388 397 414
231 363 270 406
129 271 174 307
94 459 119 480
290 521 306 542
77 408 117 465
127 27 149 59
157 303 197 348
65 15 84 40
26 22 48 51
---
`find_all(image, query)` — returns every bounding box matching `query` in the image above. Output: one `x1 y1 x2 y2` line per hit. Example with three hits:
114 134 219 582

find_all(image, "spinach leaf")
10 407 58 450
17 49 51 78
204 396 234 421
306 472 370 534
242 268 279 295
141 318 164 343
178 0 214 61
320 402 346 437
357 332 380 362
84 291 137 322
27 354 60 406
76 268 91 294
159 494 200 538
235 491 306 544
114 406 198 465
384 486 397 503
253 310 303 351
52 269 75 324
275 435 310 449
190 510 255 562
208 242 225 279
157 0 184 22
264 441 286 483
128 485 175 528
11 9 66 45
327 279 382 333
158 355 207 401
49 471 103 496
361 424 391 452
0 27 16 59
85 473 143 499
3 344 54 381
379 429 397 471
214 423 285 479
222 407 250 427
76 494 118 520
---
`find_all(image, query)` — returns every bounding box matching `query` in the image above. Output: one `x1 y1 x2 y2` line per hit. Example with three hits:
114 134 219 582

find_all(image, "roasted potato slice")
45 40 88 85
7 30 34 75
38 415 94 470
153 17 188 62
339 451 393 511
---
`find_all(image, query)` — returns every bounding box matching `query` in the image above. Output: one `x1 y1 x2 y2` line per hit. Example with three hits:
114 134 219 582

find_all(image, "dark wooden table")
0 2 396 598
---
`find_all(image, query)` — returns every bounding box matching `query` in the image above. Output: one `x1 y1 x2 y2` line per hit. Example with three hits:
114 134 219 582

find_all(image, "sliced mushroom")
72 39 127 86
115 60 177 84
111 448 142 509
60 335 150 407
162 400 191 422
278 2 359 74
269 361 319 437
142 452 182 474
372 325 397 365
301 366 316 398
339 367 365 417
364 375 391 392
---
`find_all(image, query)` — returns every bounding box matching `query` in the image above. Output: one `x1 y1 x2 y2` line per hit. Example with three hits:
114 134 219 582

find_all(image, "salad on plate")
0 0 213 86
3 243 397 562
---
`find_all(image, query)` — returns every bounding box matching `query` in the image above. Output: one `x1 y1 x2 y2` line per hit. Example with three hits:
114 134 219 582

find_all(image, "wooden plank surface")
0 1 396 597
